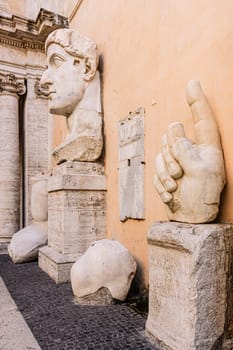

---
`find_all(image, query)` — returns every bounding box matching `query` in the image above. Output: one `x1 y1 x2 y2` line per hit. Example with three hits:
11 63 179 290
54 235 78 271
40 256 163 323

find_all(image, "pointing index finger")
186 80 221 149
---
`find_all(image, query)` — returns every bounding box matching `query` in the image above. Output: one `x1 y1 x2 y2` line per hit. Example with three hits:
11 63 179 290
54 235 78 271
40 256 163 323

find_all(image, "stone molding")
48 161 107 192
0 8 69 51
0 73 26 96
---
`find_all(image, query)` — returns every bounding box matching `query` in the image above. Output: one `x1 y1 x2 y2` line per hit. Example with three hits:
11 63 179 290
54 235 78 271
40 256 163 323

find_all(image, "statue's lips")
47 91 56 99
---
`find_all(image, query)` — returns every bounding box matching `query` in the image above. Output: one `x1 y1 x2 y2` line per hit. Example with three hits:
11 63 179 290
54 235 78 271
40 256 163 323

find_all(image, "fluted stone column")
23 77 49 226
0 73 26 251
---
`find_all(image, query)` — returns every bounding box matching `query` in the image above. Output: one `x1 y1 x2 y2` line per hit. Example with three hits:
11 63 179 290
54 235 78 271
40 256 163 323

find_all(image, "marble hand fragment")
154 80 226 223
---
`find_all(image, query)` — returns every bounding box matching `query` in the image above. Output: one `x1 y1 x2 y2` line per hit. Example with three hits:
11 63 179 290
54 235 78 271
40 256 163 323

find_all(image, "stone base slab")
75 287 114 306
0 241 9 254
39 246 79 283
146 222 233 350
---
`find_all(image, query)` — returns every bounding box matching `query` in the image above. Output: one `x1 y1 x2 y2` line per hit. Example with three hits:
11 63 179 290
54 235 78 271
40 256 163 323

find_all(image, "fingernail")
161 192 172 203
169 164 182 178
165 179 177 192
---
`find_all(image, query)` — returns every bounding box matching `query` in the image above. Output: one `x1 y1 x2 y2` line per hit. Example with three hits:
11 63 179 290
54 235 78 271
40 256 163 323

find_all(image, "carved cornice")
0 8 69 51
0 73 26 95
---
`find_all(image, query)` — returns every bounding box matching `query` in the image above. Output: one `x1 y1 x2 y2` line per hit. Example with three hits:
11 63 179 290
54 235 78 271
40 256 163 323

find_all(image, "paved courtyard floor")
0 254 158 350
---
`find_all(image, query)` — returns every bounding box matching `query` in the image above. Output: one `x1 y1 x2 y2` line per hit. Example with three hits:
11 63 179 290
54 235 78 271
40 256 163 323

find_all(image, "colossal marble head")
41 28 98 116
40 28 103 164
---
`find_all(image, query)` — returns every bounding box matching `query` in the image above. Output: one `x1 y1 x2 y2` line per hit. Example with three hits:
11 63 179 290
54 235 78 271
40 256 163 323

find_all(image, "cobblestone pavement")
0 255 159 350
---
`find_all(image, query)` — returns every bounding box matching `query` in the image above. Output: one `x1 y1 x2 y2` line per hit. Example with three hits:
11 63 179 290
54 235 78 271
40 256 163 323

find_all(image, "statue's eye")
52 56 64 68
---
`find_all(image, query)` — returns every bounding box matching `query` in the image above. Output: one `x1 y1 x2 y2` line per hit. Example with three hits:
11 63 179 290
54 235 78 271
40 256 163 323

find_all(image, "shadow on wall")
126 260 149 315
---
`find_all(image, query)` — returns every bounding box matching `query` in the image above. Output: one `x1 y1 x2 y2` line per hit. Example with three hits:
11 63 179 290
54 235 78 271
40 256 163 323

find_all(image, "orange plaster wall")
68 0 158 289
58 0 233 288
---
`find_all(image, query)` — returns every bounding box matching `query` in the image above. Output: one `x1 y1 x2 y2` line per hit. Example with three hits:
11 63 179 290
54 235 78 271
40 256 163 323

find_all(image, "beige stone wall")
1 0 64 18
0 5 68 242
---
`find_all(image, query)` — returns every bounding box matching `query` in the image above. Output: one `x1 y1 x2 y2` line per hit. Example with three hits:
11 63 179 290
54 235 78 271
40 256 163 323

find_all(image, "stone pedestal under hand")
39 161 106 283
146 222 233 350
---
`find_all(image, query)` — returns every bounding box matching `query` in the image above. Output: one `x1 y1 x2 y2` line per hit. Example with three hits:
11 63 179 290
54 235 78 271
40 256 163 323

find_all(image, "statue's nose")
40 69 52 89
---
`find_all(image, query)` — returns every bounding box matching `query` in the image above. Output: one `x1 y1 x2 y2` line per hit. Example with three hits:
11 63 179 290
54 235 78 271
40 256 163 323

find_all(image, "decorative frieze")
0 36 44 50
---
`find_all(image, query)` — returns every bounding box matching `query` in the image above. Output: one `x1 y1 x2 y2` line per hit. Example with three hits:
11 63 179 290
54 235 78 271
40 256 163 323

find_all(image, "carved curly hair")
45 29 98 72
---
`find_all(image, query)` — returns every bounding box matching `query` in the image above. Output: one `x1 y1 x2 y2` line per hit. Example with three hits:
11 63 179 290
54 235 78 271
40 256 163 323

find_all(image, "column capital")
0 73 26 96
34 78 49 99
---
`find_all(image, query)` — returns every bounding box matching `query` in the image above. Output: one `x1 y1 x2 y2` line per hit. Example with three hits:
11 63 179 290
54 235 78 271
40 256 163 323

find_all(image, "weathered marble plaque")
118 108 145 221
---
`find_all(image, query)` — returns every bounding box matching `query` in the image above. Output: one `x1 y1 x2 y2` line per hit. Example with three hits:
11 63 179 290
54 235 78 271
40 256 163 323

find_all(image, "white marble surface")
71 239 137 302
154 81 225 223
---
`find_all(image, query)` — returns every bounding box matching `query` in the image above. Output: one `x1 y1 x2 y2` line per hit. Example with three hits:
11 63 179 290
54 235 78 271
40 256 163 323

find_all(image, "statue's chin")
48 92 84 116
49 104 71 116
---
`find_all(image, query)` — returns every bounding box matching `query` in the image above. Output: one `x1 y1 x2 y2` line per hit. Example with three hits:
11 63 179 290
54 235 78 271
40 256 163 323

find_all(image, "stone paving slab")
0 276 41 350
0 255 158 350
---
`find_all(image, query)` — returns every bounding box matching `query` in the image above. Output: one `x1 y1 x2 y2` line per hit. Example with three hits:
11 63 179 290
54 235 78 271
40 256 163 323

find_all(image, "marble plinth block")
146 222 233 350
39 161 106 283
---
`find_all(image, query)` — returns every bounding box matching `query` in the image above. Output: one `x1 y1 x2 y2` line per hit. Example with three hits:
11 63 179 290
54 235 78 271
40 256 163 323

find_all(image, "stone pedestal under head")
71 239 137 305
8 177 48 264
39 162 106 283
146 222 233 350
154 80 225 224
